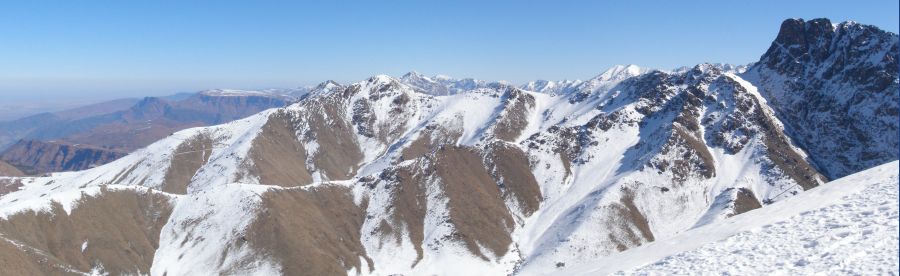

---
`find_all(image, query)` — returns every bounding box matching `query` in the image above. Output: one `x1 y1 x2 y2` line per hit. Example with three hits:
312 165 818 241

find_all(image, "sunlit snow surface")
0 63 894 275
562 161 899 275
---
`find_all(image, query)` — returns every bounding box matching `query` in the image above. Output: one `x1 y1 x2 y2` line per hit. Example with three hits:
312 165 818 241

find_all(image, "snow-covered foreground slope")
563 161 899 275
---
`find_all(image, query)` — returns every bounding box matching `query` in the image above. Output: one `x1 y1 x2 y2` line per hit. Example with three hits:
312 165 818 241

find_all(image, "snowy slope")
200 87 313 101
399 71 497 95
0 64 846 275
562 161 899 275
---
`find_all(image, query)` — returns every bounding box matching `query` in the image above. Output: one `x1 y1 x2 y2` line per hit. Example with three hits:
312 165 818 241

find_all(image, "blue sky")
0 0 897 104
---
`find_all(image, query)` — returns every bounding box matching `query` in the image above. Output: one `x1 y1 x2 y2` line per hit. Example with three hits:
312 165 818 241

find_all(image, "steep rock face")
0 140 127 175
744 18 899 178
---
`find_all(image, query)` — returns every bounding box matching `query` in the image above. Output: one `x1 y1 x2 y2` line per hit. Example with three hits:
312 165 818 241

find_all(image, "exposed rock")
493 88 536 142
244 112 313 187
435 146 514 260
0 160 24 177
748 18 899 179
245 185 371 276
162 134 214 193
732 188 763 216
304 97 364 181
373 164 428 265
0 178 23 197
484 142 543 216
0 18 893 275
609 188 655 251
0 140 127 175
0 188 173 275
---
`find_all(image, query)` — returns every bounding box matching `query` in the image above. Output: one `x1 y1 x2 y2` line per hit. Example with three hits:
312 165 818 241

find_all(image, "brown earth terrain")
0 188 173 275
0 160 24 177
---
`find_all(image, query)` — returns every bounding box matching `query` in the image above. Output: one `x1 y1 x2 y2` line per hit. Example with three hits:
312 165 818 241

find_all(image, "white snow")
199 88 309 100
561 161 899 275
0 59 893 276
151 183 281 276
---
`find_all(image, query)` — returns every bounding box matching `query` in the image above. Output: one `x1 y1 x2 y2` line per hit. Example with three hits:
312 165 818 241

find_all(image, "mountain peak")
315 80 342 89
595 64 646 81
398 71 475 95
773 18 835 47
368 74 400 85
311 80 344 94
751 17 898 179
401 70 425 79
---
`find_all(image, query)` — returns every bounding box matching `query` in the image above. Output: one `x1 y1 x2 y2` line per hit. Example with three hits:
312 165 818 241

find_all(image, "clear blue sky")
0 0 897 103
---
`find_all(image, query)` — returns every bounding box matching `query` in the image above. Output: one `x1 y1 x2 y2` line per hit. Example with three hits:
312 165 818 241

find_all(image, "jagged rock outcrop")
744 18 899 179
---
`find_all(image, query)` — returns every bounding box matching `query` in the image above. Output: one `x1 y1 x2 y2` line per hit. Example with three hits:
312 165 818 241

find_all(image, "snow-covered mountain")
198 88 310 101
743 18 899 179
0 18 895 275
520 79 583 95
399 71 510 96
563 161 899 275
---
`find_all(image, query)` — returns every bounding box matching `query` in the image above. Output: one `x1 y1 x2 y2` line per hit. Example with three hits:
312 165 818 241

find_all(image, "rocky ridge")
0 18 895 275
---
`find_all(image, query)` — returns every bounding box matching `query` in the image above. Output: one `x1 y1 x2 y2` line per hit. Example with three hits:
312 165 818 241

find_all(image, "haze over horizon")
0 0 897 118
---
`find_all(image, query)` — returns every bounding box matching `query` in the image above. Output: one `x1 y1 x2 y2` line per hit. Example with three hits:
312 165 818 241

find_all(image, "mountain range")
0 18 896 275
0 89 307 175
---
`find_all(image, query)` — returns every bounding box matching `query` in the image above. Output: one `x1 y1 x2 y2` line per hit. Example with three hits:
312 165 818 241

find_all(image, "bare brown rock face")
162 134 214 193
0 160 24 177
304 98 364 181
435 146 514 260
731 188 762 216
245 112 314 187
0 140 127 175
245 185 371 276
0 178 23 197
369 163 429 265
0 236 77 276
493 88 536 142
0 188 173 275
485 142 543 216
608 189 655 251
